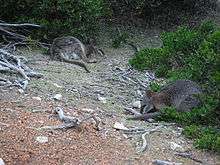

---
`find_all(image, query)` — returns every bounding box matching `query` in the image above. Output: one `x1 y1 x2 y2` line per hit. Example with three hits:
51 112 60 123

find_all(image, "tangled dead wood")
0 21 45 90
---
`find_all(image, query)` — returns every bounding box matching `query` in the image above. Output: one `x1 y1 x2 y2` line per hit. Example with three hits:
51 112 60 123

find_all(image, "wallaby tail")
60 53 90 73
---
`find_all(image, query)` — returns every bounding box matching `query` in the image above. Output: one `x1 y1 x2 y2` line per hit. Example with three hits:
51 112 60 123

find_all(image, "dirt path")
0 26 219 165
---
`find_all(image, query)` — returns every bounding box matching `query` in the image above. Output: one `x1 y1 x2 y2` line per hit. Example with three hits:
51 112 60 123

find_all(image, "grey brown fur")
130 80 202 120
50 36 104 72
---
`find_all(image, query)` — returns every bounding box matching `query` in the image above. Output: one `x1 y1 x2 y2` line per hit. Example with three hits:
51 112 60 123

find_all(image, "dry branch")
0 21 45 90
39 107 101 131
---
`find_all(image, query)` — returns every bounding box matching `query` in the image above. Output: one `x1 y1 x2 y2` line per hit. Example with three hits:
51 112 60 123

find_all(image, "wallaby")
50 36 104 72
130 80 202 120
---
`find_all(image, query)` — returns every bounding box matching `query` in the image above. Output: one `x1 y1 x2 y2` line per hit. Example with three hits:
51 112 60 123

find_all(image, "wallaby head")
140 90 171 114
85 38 104 58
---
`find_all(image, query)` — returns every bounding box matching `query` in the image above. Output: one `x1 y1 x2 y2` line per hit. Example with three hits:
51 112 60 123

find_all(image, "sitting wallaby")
50 36 104 72
130 80 202 120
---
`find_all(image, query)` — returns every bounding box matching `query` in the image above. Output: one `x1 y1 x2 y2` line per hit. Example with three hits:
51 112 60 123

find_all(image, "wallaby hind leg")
176 96 201 112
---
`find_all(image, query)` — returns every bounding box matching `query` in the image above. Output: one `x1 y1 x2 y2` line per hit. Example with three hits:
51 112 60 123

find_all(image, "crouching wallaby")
50 36 104 72
130 80 202 120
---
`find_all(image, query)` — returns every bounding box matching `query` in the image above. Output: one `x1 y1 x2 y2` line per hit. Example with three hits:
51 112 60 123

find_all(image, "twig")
138 126 162 152
175 152 203 164
152 160 182 165
0 23 41 28
124 107 141 116
39 107 101 131
0 121 10 127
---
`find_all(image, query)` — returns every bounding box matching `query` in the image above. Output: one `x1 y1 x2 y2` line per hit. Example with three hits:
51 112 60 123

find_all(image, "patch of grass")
149 82 162 92
130 21 220 152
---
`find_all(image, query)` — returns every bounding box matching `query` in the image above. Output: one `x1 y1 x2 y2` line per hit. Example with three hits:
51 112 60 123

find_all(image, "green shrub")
129 21 220 152
184 125 220 152
1 0 105 40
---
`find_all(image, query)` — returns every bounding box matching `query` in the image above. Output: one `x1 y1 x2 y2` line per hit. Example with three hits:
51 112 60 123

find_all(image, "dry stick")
0 26 26 40
152 160 182 165
124 107 141 116
0 23 41 28
0 121 10 127
39 107 101 131
175 152 203 164
0 60 29 80
138 126 162 153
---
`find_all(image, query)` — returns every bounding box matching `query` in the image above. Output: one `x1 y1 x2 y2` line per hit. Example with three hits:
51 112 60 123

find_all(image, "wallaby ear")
145 90 154 97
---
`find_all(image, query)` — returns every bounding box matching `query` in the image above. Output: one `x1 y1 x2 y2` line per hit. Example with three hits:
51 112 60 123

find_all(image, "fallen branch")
138 126 162 153
39 107 101 131
175 152 203 164
0 49 43 89
152 160 182 165
0 23 41 28
124 107 141 116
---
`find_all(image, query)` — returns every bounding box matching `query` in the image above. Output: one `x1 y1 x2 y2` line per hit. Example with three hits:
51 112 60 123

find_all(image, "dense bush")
106 0 216 27
129 21 220 152
1 0 104 40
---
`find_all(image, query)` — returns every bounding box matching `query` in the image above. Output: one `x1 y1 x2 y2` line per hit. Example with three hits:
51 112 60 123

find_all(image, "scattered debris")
113 122 129 131
35 136 48 143
152 159 182 165
132 100 141 109
53 94 62 101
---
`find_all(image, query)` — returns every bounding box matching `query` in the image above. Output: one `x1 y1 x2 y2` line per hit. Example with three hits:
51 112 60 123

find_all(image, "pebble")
81 108 95 113
170 142 184 152
113 122 129 131
53 94 62 101
0 158 5 165
18 89 24 94
36 136 48 143
97 94 107 103
132 101 141 109
32 96 42 101
52 82 62 88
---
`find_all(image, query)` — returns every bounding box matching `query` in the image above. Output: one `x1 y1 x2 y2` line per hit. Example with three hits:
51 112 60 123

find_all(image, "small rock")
147 118 155 122
53 94 62 101
170 142 184 152
18 89 24 94
97 94 107 103
153 160 182 165
52 82 62 88
35 136 48 143
132 101 141 109
32 96 42 101
0 158 5 165
81 108 95 113
113 122 129 131
137 90 143 97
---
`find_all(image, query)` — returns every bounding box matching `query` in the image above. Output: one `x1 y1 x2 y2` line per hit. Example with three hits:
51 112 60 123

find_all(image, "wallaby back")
141 80 202 113
50 36 87 61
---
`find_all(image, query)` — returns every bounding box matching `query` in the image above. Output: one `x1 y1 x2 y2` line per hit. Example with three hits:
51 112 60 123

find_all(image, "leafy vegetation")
130 21 220 152
1 0 105 40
